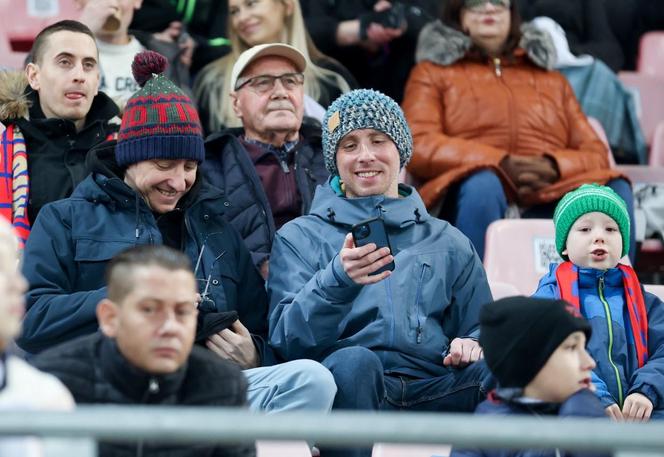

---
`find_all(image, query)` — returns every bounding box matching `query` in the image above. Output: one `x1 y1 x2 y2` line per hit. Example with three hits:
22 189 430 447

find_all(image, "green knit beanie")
553 184 630 259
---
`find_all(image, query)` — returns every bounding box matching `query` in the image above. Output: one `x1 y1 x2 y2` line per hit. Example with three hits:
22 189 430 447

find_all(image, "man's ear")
134 0 144 9
97 298 120 338
283 0 294 16
26 63 40 91
230 92 243 119
561 248 568 257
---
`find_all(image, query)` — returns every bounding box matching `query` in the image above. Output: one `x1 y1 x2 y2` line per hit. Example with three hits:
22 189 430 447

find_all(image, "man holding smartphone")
268 89 494 457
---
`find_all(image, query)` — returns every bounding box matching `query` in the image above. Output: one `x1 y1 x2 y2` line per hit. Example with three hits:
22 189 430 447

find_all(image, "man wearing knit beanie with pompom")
534 183 664 421
20 51 336 416
268 89 494 457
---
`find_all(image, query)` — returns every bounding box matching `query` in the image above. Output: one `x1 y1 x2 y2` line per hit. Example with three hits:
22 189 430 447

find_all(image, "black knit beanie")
479 296 592 389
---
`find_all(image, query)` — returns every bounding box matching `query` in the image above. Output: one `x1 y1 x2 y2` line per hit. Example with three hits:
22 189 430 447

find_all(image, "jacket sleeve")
546 77 611 180
590 370 616 407
627 292 664 409
402 62 509 182
267 229 363 361
17 204 106 354
300 0 344 55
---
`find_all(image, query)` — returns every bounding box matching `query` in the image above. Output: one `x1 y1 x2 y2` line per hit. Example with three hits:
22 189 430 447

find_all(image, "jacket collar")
416 20 556 70
308 177 429 229
576 265 624 289
99 335 187 403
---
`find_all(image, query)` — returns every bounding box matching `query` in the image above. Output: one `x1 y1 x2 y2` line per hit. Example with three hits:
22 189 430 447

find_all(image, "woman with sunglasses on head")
194 0 356 134
402 0 633 262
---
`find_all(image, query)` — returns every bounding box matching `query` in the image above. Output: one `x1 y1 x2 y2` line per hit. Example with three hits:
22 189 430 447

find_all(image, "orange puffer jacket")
402 21 623 209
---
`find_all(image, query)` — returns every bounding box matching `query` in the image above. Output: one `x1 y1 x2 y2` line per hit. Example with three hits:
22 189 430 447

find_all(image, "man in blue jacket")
268 89 494 457
19 51 335 415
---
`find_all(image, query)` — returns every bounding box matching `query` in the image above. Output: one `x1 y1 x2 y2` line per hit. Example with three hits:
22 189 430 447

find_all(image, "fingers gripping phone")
351 217 395 276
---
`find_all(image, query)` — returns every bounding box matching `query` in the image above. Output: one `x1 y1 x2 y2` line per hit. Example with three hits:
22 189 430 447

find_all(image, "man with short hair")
268 89 494 457
203 44 329 277
34 245 255 457
19 51 336 414
0 20 120 244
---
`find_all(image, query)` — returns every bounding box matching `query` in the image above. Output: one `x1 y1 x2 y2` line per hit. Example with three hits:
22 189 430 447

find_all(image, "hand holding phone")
350 217 395 276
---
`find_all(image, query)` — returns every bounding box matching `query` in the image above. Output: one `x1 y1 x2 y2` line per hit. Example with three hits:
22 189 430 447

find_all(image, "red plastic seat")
637 32 664 78
649 121 664 167
372 443 451 457
256 441 312 457
618 72 664 147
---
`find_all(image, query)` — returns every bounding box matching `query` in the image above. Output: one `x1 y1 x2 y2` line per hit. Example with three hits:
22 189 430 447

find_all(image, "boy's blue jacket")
267 180 492 378
534 264 664 409
451 389 608 457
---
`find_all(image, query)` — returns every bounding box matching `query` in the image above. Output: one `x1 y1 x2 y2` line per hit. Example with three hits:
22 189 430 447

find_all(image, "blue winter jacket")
18 144 270 360
534 264 664 410
267 180 492 378
451 389 608 457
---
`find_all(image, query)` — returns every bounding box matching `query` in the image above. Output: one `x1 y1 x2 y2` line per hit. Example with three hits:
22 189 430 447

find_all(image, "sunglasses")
464 0 510 11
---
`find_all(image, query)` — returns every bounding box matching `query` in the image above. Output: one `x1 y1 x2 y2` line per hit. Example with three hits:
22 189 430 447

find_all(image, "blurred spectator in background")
301 0 441 103
76 0 193 108
402 0 634 261
518 0 624 72
0 20 120 245
0 217 75 456
202 44 329 278
130 0 230 74
33 245 256 457
194 0 356 134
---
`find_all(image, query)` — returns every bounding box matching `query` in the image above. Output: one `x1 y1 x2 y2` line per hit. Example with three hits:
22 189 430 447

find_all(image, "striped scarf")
555 261 649 367
0 124 30 246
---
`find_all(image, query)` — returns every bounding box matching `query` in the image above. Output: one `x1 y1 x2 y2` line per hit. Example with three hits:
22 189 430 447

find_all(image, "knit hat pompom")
131 50 168 88
553 184 630 259
322 89 413 176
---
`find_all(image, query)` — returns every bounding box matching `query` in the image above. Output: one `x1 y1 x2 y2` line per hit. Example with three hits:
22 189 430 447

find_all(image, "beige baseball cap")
230 43 307 91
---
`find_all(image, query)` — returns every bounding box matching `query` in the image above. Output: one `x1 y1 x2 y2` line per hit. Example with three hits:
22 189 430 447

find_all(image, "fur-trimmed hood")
0 71 30 123
416 20 556 69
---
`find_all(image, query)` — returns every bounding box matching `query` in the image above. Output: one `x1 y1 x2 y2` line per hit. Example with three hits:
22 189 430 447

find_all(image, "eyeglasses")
234 72 305 93
464 0 510 12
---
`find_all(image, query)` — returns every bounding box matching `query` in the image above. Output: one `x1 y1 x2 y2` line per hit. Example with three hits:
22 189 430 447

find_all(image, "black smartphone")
351 217 395 275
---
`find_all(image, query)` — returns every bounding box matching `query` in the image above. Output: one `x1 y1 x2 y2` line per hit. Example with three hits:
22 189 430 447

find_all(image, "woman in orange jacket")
402 0 633 260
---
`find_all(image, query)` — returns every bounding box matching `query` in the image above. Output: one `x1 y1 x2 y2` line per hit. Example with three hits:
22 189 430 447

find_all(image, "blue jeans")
320 347 493 457
443 170 636 263
244 359 337 412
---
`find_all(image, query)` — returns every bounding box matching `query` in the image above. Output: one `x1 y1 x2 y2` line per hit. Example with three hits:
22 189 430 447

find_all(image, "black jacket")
14 89 120 224
202 122 329 267
33 332 255 457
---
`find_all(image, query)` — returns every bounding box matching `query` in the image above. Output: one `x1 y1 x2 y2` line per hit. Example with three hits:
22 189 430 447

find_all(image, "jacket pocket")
74 239 134 262
410 258 432 344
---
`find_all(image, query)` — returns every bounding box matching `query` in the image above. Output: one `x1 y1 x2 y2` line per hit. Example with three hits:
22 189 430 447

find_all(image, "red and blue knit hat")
116 51 205 167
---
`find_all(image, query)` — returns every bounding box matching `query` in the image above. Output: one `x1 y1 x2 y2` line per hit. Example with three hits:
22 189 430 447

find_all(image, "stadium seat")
649 121 664 167
637 32 664 78
588 116 617 168
618 72 664 147
644 284 664 301
489 280 521 299
484 219 559 295
256 441 312 457
371 443 451 457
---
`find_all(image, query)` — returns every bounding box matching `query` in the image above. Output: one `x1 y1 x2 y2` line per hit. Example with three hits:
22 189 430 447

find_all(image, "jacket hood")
0 71 30 122
308 178 430 230
416 20 556 70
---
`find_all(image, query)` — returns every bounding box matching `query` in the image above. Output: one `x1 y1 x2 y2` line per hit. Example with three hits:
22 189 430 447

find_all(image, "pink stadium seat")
371 443 451 457
649 121 664 167
637 32 664 78
644 284 664 301
588 116 617 168
0 0 81 69
256 441 312 457
618 72 664 147
489 280 521 299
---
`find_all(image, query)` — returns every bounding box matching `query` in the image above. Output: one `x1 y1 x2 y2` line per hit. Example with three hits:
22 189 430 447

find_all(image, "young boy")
451 296 606 457
534 184 664 421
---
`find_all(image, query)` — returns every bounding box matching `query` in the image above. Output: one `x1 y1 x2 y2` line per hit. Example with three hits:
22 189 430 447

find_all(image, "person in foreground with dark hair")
34 245 255 457
451 296 608 457
0 20 120 244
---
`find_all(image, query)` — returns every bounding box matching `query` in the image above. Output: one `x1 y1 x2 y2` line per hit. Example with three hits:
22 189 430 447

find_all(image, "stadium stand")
637 31 664 77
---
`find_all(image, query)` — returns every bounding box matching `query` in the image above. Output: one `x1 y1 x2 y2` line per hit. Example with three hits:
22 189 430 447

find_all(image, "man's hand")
605 403 624 420
443 338 483 368
76 0 121 34
622 393 653 421
206 320 259 369
500 155 559 200
340 233 393 285
152 21 197 67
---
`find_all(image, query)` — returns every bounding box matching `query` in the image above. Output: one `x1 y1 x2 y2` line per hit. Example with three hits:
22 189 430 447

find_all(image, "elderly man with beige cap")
203 43 330 278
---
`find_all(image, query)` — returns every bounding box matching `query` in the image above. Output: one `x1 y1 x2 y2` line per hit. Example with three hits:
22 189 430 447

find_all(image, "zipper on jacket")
598 275 625 407
414 264 429 344
493 57 502 77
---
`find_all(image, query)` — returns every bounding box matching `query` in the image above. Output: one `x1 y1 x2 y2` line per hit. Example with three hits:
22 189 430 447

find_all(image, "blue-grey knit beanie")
322 89 413 175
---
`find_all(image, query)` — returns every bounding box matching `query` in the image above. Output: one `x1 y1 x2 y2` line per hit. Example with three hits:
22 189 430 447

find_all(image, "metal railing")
1 407 663 457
